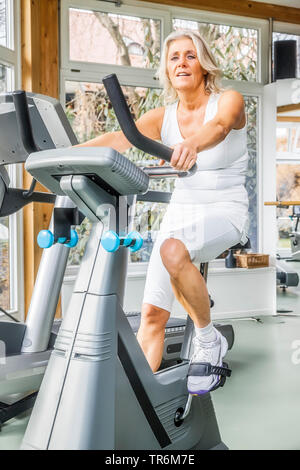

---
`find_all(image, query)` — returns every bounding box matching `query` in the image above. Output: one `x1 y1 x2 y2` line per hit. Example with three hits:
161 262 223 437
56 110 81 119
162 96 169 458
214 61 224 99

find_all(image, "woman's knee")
160 238 190 278
141 303 170 330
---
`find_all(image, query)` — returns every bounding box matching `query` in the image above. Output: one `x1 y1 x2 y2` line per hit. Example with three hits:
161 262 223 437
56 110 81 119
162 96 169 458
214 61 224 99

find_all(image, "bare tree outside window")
173 19 258 82
69 9 161 70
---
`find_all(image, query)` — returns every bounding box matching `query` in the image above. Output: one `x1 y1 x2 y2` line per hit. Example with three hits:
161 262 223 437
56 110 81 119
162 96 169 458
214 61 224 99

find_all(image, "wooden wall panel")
277 116 300 122
21 0 59 315
277 104 300 113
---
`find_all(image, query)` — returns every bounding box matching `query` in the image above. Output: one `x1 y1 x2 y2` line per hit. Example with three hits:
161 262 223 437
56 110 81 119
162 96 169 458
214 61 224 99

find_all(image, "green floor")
214 315 300 450
1 285 300 450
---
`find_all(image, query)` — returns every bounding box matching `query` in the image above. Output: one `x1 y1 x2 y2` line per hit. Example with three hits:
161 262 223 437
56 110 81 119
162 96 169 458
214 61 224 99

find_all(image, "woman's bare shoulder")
218 89 244 105
217 90 246 130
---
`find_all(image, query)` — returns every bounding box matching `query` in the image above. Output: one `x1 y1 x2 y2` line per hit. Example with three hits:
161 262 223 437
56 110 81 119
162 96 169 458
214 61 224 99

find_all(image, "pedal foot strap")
187 362 232 378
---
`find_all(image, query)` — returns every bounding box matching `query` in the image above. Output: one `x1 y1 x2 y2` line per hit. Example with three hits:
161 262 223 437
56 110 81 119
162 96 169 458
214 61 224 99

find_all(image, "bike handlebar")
12 90 40 154
102 74 197 178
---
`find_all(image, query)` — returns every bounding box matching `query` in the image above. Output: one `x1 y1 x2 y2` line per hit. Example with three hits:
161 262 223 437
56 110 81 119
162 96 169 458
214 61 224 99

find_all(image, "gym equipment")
21 74 231 450
276 260 299 291
287 205 300 262
0 90 215 429
265 200 300 290
0 90 78 427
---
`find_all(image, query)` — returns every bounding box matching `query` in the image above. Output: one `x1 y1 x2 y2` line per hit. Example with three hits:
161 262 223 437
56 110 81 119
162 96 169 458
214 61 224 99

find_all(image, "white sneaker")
187 329 229 395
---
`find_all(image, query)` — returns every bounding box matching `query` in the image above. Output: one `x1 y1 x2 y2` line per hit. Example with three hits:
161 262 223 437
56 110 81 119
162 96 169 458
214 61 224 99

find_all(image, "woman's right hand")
159 141 197 171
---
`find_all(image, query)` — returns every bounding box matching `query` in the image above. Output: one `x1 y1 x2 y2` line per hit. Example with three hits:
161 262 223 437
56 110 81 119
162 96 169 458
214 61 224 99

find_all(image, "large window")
0 0 21 315
61 0 268 265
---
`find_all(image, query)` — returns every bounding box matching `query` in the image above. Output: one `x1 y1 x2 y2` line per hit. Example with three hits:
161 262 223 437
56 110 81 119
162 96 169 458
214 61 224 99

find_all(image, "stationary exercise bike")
265 200 300 291
0 89 233 430
21 74 232 450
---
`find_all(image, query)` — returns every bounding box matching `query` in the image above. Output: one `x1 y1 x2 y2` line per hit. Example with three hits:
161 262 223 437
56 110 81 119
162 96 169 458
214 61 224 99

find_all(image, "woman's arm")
76 107 165 153
170 90 246 171
188 90 246 153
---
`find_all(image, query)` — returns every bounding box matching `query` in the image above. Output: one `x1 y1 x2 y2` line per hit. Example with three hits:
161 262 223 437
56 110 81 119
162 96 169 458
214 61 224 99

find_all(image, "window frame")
60 0 172 95
60 0 269 93
273 21 300 37
7 164 24 318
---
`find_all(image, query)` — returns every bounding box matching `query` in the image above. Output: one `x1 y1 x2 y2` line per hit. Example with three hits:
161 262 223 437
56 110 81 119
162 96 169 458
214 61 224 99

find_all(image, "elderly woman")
79 29 249 395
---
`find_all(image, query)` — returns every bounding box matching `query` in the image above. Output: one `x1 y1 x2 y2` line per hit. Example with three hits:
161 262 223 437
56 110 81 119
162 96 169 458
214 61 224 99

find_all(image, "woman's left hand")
170 139 198 171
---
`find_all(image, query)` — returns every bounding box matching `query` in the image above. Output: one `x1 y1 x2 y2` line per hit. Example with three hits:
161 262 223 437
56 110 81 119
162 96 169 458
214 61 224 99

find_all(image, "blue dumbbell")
101 231 120 252
37 229 78 249
37 230 55 249
101 230 143 253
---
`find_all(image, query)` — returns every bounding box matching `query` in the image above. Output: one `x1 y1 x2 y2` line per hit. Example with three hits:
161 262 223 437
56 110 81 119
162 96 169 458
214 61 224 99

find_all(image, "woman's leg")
160 239 211 328
160 217 241 329
137 237 175 372
137 304 170 372
160 217 241 393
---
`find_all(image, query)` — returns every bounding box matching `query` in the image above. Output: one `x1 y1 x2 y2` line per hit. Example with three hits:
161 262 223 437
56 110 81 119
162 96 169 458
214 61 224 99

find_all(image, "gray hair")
157 29 223 105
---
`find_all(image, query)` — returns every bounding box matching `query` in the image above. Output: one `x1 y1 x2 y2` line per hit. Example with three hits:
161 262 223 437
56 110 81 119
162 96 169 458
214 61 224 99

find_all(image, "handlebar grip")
102 74 197 177
12 90 39 154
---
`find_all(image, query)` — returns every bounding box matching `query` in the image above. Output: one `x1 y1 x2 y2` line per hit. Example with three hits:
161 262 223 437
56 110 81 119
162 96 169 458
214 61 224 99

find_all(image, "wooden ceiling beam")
143 0 300 24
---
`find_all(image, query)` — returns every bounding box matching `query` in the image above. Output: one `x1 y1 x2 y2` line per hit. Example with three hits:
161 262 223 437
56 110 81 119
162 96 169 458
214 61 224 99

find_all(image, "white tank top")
160 93 249 240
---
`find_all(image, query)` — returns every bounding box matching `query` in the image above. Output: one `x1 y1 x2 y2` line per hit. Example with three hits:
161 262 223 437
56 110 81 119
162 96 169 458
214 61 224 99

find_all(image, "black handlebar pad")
12 90 39 154
102 74 197 177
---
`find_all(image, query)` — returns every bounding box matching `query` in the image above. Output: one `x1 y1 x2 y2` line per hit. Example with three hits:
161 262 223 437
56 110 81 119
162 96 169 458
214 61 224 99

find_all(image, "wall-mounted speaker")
274 40 297 80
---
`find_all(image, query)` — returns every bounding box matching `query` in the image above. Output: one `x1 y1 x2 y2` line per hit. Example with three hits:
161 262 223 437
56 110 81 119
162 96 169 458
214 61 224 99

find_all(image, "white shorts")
142 204 242 313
